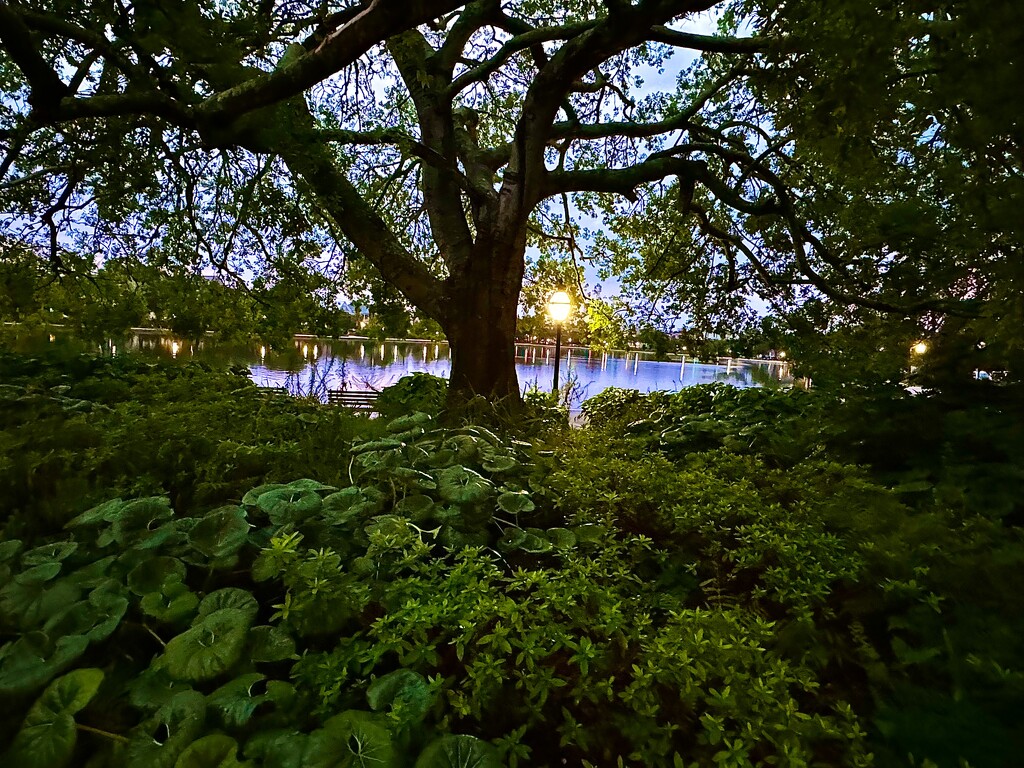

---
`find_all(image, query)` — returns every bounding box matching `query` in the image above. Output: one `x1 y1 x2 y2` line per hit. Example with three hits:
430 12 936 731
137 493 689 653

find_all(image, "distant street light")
912 341 928 355
547 291 572 392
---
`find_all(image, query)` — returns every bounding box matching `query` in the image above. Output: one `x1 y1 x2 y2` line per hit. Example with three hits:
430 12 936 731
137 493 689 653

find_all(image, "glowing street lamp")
547 290 572 392
912 341 928 355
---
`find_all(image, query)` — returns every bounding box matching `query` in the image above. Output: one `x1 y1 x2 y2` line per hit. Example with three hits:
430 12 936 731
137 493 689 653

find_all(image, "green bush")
0 351 383 541
376 373 449 420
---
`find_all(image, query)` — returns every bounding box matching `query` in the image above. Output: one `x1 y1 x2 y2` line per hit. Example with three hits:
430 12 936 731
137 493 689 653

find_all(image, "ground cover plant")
0 348 384 541
2 360 1022 767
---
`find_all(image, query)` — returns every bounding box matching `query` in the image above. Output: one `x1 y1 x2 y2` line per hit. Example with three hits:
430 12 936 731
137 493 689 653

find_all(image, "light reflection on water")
36 332 792 403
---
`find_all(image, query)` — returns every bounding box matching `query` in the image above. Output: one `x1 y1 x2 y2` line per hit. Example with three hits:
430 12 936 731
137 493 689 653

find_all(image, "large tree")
3 0 1017 402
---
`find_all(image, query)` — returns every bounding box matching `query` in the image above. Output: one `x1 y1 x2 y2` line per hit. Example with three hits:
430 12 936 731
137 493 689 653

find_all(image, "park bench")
327 388 381 413
255 385 289 397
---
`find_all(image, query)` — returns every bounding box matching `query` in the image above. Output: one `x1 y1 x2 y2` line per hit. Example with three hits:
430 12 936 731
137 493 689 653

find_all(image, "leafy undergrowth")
0 350 385 541
1 369 1021 767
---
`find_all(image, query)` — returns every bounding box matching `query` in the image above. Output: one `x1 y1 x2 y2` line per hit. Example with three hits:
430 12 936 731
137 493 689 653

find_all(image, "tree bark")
442 222 527 409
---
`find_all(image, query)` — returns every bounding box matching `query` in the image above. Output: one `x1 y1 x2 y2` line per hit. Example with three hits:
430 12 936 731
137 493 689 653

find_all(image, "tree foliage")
1 0 1020 399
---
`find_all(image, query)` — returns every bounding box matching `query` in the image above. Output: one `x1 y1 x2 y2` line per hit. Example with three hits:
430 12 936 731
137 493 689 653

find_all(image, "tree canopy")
2 0 1020 400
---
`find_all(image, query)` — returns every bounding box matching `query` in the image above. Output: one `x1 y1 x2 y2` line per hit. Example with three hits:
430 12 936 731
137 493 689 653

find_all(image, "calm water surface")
110 333 789 403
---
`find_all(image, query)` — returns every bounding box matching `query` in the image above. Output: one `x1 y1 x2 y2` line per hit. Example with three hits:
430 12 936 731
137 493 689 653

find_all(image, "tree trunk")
442 231 526 410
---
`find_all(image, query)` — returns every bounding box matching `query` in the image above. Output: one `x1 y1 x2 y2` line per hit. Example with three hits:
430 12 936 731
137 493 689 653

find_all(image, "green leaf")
351 438 405 455
128 557 187 596
322 487 384 526
546 528 577 549
29 667 104 717
305 711 399 768
367 669 433 724
243 731 307 768
128 690 207 768
385 412 433 433
481 454 517 473
518 532 552 554
197 589 258 625
496 491 535 515
127 667 191 711
141 578 200 624
248 625 296 663
413 734 501 768
571 524 608 546
283 478 338 494
394 493 436 521
0 632 89 695
241 484 287 508
111 497 174 544
188 507 251 560
43 587 128 642
496 528 527 551
4 668 104 768
0 539 23 563
390 466 437 490
65 498 124 528
207 674 267 729
1 567 80 629
436 465 493 505
173 734 248 768
160 609 252 682
21 542 78 566
257 489 322 526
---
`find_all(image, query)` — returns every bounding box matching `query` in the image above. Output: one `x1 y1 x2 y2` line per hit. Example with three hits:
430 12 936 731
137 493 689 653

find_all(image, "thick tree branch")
280 139 447 323
200 0 466 122
0 2 69 115
389 30 476 272
648 26 774 54
448 20 598 96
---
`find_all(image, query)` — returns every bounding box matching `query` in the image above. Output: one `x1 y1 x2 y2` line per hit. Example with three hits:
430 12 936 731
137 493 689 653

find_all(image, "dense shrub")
2 362 1021 766
375 373 449 420
0 351 383 540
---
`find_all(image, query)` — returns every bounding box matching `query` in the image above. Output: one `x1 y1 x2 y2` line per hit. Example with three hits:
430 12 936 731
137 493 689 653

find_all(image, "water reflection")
23 331 791 403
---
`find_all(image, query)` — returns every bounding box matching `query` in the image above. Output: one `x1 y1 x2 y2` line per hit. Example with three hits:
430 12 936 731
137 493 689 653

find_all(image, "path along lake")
88 332 791 404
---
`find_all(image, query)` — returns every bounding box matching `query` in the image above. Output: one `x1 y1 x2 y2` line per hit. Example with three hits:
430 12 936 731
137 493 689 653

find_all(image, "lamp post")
548 291 572 393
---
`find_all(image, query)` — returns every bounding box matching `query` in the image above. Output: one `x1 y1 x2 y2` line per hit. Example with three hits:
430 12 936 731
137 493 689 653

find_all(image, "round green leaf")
350 438 405 455
65 498 124 529
128 557 187 596
413 735 501 768
256 489 322 526
0 633 89 695
241 483 287 508
496 491 535 515
0 539 22 566
141 578 199 625
174 734 247 768
21 542 78 566
436 465 493 505
248 626 296 663
481 454 517 473
385 412 433 433
546 527 577 549
128 690 207 768
496 528 527 551
305 711 398 768
282 478 337 494
188 507 251 560
367 669 434 725
394 493 436 521
208 673 267 729
161 609 252 682
4 712 76 768
197 588 259 626
111 497 174 544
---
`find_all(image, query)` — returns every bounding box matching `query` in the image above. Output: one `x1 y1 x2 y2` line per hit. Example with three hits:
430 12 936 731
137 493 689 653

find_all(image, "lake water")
109 333 789 404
